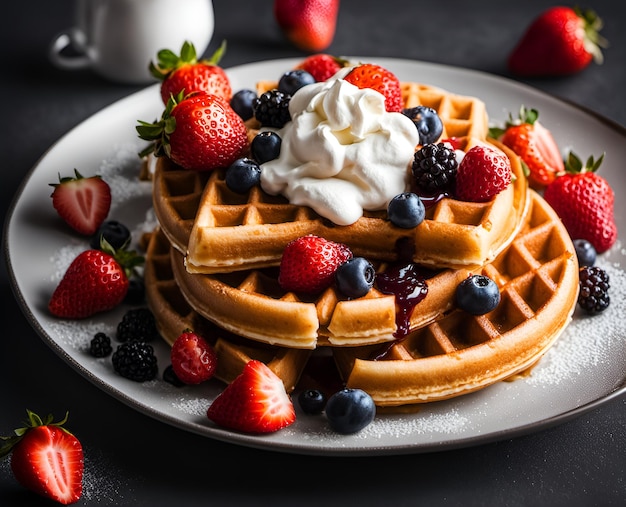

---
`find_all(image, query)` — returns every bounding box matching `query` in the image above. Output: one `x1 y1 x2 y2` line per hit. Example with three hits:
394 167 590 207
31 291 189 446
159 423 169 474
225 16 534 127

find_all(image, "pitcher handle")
49 28 91 70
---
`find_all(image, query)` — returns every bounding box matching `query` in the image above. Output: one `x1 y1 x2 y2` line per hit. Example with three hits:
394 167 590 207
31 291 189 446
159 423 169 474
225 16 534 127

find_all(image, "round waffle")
183 82 529 273
332 191 579 406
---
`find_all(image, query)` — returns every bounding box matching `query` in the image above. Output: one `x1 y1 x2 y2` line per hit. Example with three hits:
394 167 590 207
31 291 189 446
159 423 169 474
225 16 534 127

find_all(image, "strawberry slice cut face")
207 360 296 433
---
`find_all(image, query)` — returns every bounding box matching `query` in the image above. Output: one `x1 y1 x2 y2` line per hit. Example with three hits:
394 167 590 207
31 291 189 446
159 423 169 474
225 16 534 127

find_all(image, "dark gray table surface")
2 1 625 505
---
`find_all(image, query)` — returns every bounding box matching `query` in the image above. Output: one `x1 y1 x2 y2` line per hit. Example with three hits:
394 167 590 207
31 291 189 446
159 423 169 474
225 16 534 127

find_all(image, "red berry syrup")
375 262 429 338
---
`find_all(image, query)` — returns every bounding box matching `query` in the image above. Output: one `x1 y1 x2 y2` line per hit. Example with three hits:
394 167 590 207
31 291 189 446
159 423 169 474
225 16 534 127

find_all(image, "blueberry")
278 69 315 95
230 89 257 121
123 278 146 305
225 158 262 193
90 220 131 250
335 257 375 299
298 389 327 415
573 239 597 267
403 106 444 145
387 192 425 228
251 131 282 164
455 275 500 315
325 388 376 434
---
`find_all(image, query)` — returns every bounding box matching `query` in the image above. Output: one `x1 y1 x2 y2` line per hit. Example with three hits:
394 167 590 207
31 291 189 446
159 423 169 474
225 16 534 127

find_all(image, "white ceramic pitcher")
49 0 214 84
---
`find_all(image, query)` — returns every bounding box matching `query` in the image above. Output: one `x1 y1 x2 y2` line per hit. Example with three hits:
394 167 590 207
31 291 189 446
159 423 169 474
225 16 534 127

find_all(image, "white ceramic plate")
5 58 626 456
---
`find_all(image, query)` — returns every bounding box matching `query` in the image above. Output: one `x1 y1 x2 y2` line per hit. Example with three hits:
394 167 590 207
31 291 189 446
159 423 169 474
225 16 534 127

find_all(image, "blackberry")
253 89 291 128
578 266 610 315
112 341 158 382
89 332 113 358
116 308 159 342
412 142 458 193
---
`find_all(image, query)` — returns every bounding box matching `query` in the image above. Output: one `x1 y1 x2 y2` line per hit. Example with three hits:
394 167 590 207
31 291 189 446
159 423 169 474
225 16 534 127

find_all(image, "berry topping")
225 158 262 194
251 131 282 164
454 144 512 202
295 54 348 82
112 341 158 382
573 239 597 267
0 410 84 505
89 219 131 251
89 332 113 358
387 192 426 229
412 142 458 193
253 89 292 128
50 169 112 236
230 88 258 121
335 257 376 299
207 360 296 434
279 235 353 294
403 106 444 145
343 63 404 112
116 308 159 342
278 69 316 95
492 106 565 188
298 389 327 415
578 266 610 315
325 388 376 434
150 40 231 105
170 330 218 385
455 274 501 315
376 263 429 338
137 91 249 172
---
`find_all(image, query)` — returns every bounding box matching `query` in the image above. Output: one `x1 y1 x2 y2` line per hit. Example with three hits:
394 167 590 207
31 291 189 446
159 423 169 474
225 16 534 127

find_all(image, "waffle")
184 79 528 273
172 244 477 349
143 227 311 391
332 190 579 406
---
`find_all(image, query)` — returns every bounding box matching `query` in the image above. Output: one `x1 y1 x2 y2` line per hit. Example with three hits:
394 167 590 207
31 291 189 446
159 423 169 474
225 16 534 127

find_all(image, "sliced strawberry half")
207 360 296 434
50 169 112 235
1 410 83 505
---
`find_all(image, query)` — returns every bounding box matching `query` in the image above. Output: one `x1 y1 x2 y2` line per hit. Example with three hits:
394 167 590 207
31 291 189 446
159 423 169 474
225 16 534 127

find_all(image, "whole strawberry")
274 0 339 52
49 242 144 319
544 152 617 254
170 329 218 385
491 106 564 188
454 144 512 202
295 53 349 82
279 235 352 294
207 360 296 434
0 410 83 505
508 6 608 77
50 169 111 236
343 63 404 113
137 91 249 172
150 40 232 105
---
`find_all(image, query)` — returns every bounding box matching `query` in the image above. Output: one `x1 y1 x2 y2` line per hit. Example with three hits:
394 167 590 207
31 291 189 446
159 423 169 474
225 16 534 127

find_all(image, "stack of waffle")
143 80 579 406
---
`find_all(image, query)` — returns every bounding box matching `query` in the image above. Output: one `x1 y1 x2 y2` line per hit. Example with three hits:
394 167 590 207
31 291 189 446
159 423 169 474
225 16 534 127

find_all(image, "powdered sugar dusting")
527 258 626 387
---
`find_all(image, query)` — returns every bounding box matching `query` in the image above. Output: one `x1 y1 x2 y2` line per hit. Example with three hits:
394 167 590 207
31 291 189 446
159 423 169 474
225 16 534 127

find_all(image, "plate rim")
4 56 626 456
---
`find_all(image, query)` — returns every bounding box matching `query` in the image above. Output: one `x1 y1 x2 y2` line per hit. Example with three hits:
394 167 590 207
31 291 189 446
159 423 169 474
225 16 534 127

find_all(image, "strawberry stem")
0 410 73 459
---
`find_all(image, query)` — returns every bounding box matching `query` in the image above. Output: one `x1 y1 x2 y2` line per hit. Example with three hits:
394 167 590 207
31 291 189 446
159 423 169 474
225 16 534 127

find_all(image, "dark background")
1 1 625 505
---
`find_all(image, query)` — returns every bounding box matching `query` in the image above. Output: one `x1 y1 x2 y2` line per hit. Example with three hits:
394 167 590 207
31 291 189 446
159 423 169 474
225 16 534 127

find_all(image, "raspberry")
279 235 352 294
578 266 610 315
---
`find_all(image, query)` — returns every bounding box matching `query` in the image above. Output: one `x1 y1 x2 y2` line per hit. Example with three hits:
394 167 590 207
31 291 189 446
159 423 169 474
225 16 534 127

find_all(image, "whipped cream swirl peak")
259 71 420 226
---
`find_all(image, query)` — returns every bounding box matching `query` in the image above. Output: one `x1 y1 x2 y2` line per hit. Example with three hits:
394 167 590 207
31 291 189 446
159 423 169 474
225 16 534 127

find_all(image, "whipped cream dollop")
259 71 420 226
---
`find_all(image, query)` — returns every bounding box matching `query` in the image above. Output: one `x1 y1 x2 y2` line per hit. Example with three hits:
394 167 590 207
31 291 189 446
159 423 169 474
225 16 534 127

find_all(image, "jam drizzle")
376 262 429 339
